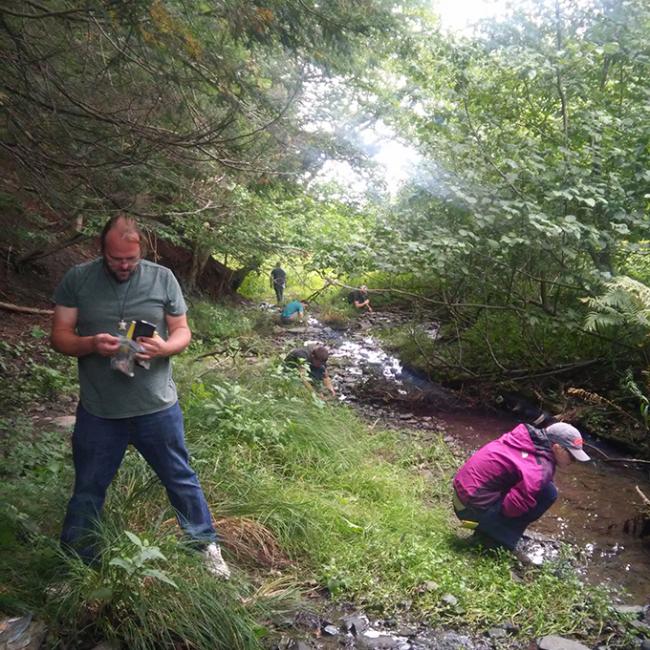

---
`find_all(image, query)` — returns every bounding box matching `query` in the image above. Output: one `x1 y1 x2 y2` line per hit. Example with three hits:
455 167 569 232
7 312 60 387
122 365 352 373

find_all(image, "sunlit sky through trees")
435 0 509 33
315 0 511 199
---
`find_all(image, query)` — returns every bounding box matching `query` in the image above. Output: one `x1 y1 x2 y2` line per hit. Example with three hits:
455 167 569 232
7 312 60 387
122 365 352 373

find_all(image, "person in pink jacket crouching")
452 422 590 551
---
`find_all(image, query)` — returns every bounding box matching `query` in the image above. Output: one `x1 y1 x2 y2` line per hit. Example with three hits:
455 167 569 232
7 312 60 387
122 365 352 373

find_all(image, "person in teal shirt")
281 299 307 324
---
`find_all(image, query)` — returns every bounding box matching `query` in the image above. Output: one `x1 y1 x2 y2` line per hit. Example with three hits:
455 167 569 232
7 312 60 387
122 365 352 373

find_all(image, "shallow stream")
278 310 650 604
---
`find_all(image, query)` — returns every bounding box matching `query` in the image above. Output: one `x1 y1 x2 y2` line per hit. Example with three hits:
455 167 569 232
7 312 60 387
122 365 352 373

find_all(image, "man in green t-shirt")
51 215 230 578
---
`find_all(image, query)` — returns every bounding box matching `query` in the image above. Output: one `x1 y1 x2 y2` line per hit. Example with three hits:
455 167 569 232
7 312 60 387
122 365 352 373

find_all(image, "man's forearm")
323 375 336 396
163 327 192 356
50 330 96 357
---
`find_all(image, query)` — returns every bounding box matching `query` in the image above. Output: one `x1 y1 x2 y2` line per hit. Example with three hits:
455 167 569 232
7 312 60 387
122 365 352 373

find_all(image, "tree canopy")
2 0 649 382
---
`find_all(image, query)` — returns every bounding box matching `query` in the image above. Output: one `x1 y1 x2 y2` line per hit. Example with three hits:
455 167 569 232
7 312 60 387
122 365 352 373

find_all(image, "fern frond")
584 276 650 331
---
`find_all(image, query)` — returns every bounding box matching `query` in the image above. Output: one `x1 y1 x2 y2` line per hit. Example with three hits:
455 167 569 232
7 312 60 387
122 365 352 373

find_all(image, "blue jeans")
61 402 216 562
454 482 558 550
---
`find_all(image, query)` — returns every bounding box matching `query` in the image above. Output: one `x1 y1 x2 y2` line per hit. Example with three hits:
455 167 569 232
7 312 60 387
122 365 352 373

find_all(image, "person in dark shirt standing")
348 284 372 312
270 263 286 304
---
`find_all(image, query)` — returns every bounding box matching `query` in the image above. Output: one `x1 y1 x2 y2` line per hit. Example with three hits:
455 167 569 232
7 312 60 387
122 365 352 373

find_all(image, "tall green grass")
180 364 615 634
0 301 624 648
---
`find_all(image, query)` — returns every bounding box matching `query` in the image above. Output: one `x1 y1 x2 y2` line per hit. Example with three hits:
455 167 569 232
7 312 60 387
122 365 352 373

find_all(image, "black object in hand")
131 319 156 339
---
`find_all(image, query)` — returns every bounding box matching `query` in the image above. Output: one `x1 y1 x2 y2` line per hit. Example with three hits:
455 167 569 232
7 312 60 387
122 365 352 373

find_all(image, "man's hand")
135 333 168 360
92 333 121 357
323 375 336 398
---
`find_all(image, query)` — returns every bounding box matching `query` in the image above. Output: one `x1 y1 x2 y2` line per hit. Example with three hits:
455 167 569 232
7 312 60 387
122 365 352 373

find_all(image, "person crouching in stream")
452 422 590 556
284 346 336 399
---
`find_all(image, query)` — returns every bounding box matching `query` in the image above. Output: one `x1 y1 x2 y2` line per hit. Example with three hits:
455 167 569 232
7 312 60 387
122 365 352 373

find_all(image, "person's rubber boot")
467 531 502 551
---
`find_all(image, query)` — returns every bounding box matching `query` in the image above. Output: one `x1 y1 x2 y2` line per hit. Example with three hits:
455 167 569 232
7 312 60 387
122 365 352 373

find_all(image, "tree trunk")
152 236 257 299
188 243 212 292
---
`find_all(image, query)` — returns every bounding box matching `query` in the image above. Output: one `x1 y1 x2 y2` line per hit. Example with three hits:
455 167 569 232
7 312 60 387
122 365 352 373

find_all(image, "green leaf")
109 558 134 572
139 547 167 562
124 530 143 547
143 569 178 588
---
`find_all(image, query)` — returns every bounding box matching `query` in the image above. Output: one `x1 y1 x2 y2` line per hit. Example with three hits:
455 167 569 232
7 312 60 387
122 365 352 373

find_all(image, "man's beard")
104 259 138 283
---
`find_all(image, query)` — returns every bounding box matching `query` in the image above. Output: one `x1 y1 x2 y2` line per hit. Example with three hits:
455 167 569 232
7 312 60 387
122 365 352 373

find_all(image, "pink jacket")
453 424 556 518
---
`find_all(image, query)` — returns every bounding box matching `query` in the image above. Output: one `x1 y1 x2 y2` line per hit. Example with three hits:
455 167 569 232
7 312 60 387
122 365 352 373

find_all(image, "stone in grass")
52 415 77 429
422 631 475 649
416 580 439 594
341 614 370 635
537 635 591 650
486 627 507 639
612 605 646 619
276 640 313 650
321 624 339 636
358 630 402 649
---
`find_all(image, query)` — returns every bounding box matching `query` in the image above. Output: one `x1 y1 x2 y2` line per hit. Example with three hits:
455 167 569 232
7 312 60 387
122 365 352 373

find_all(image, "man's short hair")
100 214 147 256
310 346 329 363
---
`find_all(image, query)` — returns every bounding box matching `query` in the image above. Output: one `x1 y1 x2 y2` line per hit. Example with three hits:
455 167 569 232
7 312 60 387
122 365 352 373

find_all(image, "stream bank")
272 308 650 604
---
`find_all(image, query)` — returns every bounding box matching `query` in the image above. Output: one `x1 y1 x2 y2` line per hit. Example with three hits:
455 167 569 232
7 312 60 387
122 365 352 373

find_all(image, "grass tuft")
217 516 292 569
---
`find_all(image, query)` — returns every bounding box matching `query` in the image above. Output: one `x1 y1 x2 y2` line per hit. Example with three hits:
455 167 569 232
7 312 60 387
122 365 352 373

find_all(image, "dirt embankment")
0 222 226 340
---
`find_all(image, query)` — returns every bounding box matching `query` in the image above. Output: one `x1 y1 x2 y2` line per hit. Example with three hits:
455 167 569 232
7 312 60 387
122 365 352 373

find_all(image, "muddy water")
280 312 650 603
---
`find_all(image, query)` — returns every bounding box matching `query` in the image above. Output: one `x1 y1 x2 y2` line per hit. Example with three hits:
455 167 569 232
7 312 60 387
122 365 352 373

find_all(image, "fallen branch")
453 358 603 384
326 279 523 312
304 278 334 303
583 442 650 465
567 387 638 423
193 347 227 361
636 485 650 506
0 301 53 315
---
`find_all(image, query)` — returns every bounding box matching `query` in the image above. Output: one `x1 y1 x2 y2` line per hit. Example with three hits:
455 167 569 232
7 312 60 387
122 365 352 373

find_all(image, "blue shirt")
281 300 304 319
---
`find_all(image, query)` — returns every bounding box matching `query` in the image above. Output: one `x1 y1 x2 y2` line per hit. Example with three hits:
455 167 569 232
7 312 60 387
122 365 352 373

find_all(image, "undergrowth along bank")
0 301 625 649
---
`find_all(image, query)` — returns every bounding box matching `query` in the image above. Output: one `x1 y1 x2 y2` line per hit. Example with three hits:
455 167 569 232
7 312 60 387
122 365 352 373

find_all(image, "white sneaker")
203 543 231 579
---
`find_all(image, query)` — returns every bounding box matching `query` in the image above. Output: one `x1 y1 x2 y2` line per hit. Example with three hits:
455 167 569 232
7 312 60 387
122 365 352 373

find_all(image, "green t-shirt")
53 258 187 418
